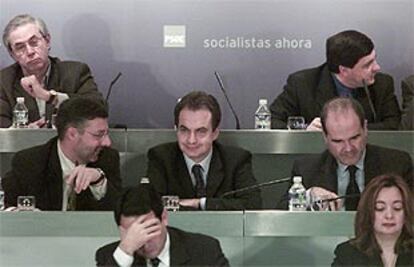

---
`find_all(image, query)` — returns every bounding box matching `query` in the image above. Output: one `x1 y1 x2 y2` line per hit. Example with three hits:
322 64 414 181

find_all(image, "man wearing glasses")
2 97 121 211
0 14 103 128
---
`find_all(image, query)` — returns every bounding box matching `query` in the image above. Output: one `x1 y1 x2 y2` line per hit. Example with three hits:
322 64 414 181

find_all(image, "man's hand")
179 198 201 209
66 166 104 193
306 117 322 131
20 75 49 101
28 118 47 128
310 186 342 211
119 214 162 255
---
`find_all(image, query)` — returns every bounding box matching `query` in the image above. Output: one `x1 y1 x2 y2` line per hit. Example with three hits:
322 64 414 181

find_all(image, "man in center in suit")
95 181 230 266
290 97 412 210
146 91 262 210
270 30 400 130
2 97 121 211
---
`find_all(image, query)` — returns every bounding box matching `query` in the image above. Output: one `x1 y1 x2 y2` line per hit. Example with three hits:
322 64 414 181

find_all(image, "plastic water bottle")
288 176 307 211
254 99 271 129
0 176 4 210
13 97 29 128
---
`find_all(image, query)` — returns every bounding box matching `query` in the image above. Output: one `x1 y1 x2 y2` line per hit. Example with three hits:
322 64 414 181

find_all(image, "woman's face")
373 186 405 238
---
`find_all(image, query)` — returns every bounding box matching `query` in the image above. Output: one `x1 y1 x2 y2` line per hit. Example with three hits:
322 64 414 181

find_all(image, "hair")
3 14 50 52
174 91 221 130
326 30 374 73
351 174 414 257
114 183 164 226
55 97 108 140
321 97 365 134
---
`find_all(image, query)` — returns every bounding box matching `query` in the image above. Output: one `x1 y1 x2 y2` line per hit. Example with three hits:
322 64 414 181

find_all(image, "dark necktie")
192 164 206 198
345 165 360 210
150 257 160 267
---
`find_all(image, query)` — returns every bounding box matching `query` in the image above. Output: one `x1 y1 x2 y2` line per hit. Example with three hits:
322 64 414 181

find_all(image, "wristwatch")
90 168 106 185
46 90 57 105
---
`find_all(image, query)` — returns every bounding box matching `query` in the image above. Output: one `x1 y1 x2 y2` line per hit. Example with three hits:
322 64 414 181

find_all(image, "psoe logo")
163 25 186 48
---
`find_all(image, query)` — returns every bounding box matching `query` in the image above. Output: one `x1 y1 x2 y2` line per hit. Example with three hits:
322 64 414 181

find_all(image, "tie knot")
192 164 203 175
347 165 358 176
150 257 160 267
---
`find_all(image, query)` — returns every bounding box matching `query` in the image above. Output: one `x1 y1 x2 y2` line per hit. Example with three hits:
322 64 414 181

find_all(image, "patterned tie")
192 164 206 198
150 257 160 267
345 165 360 210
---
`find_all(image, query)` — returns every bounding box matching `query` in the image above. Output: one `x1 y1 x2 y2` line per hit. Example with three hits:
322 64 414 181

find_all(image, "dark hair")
174 91 221 130
55 97 108 140
351 174 414 256
326 30 374 73
321 97 365 134
114 183 164 226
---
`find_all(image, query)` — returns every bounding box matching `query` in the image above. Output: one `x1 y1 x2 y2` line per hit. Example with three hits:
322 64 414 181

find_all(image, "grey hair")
3 14 49 52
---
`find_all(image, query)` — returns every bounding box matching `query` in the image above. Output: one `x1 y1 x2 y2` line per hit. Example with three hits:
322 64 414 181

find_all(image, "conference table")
0 129 412 266
0 210 354 266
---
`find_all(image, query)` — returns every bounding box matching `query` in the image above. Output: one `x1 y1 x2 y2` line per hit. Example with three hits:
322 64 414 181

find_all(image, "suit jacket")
0 56 103 127
332 240 414 266
270 63 401 130
146 142 262 210
95 226 230 267
278 144 414 209
400 75 414 130
2 137 121 210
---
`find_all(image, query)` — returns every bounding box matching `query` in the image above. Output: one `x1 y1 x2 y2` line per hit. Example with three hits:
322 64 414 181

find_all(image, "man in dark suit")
95 182 230 267
270 30 400 130
0 14 102 128
290 97 412 210
2 97 121 211
400 75 414 130
146 91 262 210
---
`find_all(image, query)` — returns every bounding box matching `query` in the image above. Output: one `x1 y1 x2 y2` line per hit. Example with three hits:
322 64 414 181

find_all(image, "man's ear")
161 208 168 226
65 126 79 141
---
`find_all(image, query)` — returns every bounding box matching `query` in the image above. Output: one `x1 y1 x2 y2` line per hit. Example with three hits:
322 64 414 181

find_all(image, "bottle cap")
17 97 25 103
293 176 302 183
259 99 267 105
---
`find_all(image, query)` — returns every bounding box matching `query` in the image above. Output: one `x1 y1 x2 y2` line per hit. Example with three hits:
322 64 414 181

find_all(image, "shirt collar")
156 232 170 266
183 148 213 173
337 149 366 173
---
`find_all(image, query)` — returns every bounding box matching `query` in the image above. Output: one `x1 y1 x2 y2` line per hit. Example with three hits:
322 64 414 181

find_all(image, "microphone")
362 79 377 122
221 177 291 198
105 72 122 102
214 71 241 129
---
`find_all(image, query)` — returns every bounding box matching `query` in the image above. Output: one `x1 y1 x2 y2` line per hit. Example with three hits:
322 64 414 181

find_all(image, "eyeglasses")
85 130 110 141
11 35 45 56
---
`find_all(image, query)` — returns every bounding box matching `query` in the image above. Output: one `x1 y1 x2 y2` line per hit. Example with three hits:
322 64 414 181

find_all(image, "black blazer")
0 56 103 127
2 137 121 210
146 141 262 210
95 226 230 267
332 240 414 266
276 144 413 209
400 75 414 130
269 63 401 130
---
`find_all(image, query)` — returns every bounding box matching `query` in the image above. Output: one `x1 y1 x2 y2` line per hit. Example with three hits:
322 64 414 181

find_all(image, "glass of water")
287 116 306 130
17 196 36 211
162 195 180 212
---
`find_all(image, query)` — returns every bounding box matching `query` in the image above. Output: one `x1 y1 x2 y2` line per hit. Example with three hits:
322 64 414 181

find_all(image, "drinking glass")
162 196 180 212
287 116 306 130
17 195 36 211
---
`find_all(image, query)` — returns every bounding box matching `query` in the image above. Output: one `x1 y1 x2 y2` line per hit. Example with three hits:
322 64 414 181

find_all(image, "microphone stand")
221 177 291 198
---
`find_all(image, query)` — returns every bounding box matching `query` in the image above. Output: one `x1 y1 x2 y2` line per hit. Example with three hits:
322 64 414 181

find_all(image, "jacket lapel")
363 145 380 186
206 147 224 197
169 228 190 266
46 138 64 210
176 151 197 197
319 151 339 193
315 65 337 114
